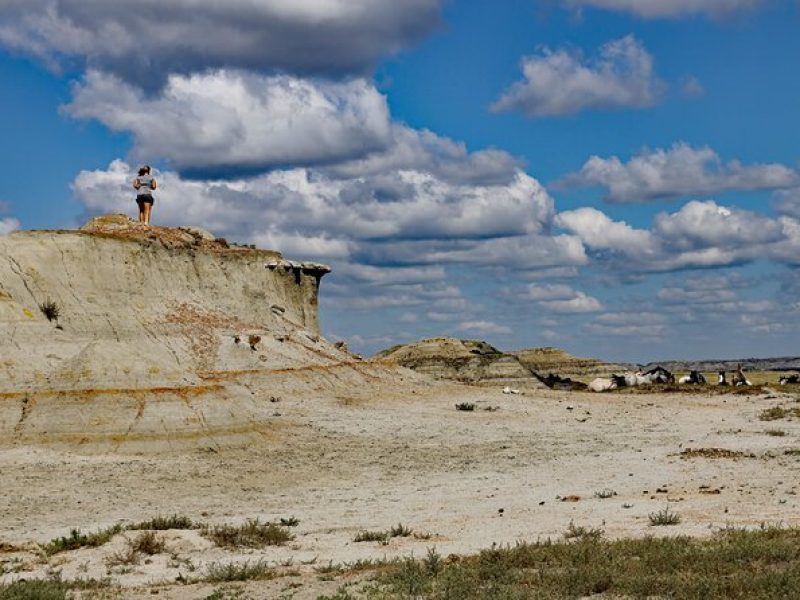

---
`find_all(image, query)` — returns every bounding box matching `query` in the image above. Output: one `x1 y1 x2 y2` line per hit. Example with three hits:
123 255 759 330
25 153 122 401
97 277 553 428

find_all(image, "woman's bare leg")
137 201 146 223
143 202 153 225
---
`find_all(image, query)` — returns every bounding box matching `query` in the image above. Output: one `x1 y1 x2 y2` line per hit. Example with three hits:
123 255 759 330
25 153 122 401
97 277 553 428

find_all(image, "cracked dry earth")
2 382 800 598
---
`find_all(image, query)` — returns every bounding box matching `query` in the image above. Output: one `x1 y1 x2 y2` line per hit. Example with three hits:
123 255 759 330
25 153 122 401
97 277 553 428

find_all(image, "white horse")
679 370 707 385
589 377 618 392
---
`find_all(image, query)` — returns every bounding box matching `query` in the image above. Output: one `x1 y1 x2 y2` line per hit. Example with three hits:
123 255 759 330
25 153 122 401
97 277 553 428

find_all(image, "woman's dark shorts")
136 194 155 206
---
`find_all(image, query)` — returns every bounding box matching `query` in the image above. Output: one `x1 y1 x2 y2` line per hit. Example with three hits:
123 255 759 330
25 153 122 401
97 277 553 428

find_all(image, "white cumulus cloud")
557 199 800 273
65 70 393 173
492 35 663 117
562 0 760 19
72 155 558 263
0 217 20 235
561 142 798 203
458 320 513 336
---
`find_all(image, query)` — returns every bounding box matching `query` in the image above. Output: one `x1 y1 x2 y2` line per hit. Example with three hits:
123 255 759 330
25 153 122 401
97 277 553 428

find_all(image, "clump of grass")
374 527 800 599
279 516 300 527
203 519 293 549
760 406 800 421
354 530 389 543
0 576 107 599
38 298 60 323
205 560 276 583
455 402 475 412
564 521 604 541
106 544 140 567
649 507 681 526
0 578 71 600
594 488 617 499
423 547 443 576
785 449 800 456
129 530 165 555
128 515 196 530
390 523 412 538
765 429 787 437
680 447 748 459
354 523 413 543
42 524 123 556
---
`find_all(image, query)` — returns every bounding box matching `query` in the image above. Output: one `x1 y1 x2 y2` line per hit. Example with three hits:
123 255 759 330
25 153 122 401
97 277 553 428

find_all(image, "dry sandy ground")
2 381 800 598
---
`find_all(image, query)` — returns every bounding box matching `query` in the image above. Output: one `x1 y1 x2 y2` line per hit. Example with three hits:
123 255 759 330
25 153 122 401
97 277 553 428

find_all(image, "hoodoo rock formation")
0 215 401 451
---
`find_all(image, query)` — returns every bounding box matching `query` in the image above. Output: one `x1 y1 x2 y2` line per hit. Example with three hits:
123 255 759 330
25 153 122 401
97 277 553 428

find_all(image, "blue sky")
1 0 799 362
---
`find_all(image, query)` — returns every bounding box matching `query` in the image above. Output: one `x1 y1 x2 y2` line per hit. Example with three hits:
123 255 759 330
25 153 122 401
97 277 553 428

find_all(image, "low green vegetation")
205 559 276 583
203 518 294 548
354 523 413 544
368 527 800 599
0 577 107 600
563 520 604 541
42 524 123 556
128 514 196 530
649 506 682 526
128 530 165 555
760 406 800 421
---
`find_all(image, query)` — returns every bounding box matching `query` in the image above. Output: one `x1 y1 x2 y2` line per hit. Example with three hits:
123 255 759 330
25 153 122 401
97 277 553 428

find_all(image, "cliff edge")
0 215 401 451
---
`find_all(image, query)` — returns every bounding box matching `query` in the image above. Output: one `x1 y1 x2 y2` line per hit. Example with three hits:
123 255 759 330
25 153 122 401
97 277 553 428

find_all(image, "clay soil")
2 381 800 598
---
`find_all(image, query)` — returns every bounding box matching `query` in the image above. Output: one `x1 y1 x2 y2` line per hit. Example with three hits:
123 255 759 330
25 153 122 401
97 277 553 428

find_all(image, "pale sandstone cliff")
0 215 414 451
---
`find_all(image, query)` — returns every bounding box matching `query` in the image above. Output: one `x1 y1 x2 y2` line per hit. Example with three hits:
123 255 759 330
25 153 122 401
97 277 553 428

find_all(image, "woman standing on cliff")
133 165 157 225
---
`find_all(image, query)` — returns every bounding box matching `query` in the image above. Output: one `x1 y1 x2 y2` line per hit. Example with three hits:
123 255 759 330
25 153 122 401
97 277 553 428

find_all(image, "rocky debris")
178 225 216 242
376 338 547 387
266 259 331 276
248 334 261 351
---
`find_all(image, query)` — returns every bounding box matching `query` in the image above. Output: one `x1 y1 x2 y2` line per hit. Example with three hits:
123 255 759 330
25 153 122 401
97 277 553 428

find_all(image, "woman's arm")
133 178 141 190
150 178 157 190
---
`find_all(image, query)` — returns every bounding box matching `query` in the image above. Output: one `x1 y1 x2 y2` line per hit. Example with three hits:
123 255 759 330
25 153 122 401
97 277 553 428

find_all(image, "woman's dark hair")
138 165 151 176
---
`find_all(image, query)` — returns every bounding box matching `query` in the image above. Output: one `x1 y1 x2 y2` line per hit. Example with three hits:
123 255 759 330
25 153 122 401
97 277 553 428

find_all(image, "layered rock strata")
0 215 388 450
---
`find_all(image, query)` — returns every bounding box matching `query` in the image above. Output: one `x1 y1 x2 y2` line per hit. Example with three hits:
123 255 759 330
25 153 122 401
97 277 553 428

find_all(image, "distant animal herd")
538 366 800 392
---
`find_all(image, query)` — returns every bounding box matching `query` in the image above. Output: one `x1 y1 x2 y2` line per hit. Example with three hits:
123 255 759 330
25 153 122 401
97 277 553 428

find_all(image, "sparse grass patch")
0 579 70 600
564 521 604 541
0 577 108 600
205 560 276 583
679 447 749 459
594 488 617 499
128 514 196 530
766 429 787 437
454 402 475 412
128 530 165 555
760 406 800 421
354 524 413 544
784 449 800 456
649 507 681 526
105 544 140 568
279 516 300 527
353 530 389 543
203 519 293 549
389 523 412 538
371 527 800 599
43 524 123 556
